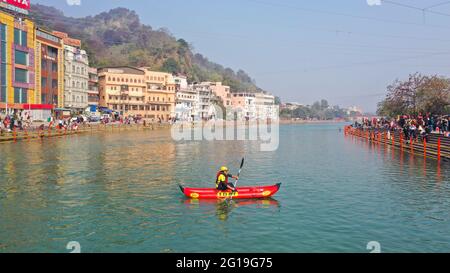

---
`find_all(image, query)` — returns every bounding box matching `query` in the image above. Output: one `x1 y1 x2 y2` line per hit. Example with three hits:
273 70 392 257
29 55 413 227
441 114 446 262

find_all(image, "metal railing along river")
344 125 450 162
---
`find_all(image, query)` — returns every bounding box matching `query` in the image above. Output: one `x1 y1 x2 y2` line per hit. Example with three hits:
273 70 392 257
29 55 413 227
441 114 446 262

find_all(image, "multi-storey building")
53 31 89 112
98 67 177 121
174 75 197 121
207 82 232 108
141 68 176 121
255 92 277 120
0 10 36 113
192 82 213 120
98 66 146 116
87 67 99 111
231 92 257 120
35 28 64 108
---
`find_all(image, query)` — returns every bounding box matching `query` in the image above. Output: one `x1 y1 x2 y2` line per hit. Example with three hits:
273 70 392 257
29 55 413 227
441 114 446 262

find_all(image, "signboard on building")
0 0 30 15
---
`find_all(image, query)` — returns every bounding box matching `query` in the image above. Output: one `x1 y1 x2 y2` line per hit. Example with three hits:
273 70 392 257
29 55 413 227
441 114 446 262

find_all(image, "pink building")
205 82 232 107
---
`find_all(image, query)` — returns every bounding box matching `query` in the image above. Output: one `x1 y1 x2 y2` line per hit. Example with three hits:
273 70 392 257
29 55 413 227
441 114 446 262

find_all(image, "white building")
63 45 89 111
174 75 189 90
175 87 198 121
255 92 278 120
346 105 363 115
192 82 213 120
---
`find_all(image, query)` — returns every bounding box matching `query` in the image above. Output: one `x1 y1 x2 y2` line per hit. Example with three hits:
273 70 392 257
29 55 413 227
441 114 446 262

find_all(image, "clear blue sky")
33 0 450 112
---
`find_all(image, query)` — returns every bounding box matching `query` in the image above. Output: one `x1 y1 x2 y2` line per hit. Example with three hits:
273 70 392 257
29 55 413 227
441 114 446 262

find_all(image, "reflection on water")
1 124 450 252
183 198 280 222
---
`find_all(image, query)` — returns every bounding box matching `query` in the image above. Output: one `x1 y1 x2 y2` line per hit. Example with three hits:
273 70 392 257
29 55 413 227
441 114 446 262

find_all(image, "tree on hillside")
161 58 180 74
30 4 269 95
274 96 281 105
320 99 329 110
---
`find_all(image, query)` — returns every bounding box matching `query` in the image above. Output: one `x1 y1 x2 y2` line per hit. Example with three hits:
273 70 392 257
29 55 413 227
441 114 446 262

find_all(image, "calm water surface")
0 123 449 252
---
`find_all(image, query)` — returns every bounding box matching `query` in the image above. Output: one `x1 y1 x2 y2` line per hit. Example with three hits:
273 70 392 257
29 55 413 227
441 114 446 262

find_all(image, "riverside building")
35 28 64 108
0 8 36 113
98 66 146 116
53 31 89 112
141 68 176 121
174 75 198 121
231 92 257 120
87 67 99 111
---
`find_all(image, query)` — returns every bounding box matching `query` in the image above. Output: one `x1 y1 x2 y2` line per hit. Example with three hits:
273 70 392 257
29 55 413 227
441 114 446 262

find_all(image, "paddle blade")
240 158 245 169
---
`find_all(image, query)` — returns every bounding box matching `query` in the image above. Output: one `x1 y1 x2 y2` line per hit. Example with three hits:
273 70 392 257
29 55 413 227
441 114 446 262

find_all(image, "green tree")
161 58 180 74
274 96 281 105
377 73 450 117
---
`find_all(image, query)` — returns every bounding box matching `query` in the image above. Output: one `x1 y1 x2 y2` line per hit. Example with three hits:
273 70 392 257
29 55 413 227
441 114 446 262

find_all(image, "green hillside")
30 4 264 93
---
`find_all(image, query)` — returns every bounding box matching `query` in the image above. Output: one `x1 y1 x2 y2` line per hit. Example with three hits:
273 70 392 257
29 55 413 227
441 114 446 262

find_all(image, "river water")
0 123 449 252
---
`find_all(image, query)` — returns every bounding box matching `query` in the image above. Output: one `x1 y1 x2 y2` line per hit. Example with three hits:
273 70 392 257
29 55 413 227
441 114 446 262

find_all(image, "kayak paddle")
230 157 244 201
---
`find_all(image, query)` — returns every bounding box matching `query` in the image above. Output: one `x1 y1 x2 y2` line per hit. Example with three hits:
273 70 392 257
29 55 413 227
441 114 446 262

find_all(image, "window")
1 24 7 102
77 67 80 74
41 60 47 70
15 68 28 83
14 28 27 47
48 47 57 59
41 94 46 104
52 63 57 72
14 88 27 103
0 87 5 103
72 81 75 88
52 79 58 89
15 50 28 65
72 65 75 73
41 77 47 88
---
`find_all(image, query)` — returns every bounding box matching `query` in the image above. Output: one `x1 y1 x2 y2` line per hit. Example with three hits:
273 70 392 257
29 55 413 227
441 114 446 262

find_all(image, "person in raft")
216 166 238 191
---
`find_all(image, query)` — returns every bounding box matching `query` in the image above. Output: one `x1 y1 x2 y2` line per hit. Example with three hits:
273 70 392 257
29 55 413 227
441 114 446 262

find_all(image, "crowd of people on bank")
352 114 450 141
0 110 173 136
0 111 33 134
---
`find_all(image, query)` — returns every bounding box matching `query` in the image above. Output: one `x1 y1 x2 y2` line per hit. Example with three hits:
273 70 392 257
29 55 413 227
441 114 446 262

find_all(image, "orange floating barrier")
437 138 441 161
423 138 427 158
24 128 29 140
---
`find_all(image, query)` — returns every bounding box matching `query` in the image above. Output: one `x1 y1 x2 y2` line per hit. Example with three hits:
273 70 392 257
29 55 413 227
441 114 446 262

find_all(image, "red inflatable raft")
179 183 281 199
